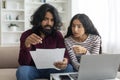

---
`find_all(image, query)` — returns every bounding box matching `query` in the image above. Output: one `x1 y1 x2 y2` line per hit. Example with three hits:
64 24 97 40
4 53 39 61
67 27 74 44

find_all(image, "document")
30 48 65 69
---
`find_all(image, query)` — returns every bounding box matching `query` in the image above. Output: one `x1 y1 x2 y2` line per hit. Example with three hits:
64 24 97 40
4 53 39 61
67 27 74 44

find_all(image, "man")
16 3 73 80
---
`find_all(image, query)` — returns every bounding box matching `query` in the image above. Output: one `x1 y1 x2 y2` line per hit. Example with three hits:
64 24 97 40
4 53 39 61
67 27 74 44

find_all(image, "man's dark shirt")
18 29 70 66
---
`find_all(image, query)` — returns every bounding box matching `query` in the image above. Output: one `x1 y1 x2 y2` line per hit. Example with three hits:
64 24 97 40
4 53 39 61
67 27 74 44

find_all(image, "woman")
64 14 102 71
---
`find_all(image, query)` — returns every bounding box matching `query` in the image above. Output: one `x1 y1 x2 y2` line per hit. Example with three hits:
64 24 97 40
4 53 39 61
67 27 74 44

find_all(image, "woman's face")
72 19 85 38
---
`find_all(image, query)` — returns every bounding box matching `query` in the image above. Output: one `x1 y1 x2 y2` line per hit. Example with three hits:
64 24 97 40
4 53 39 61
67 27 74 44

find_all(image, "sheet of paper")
30 48 65 69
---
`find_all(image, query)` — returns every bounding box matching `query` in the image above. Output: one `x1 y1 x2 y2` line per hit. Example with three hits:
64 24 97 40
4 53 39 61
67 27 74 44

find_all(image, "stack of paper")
30 48 65 69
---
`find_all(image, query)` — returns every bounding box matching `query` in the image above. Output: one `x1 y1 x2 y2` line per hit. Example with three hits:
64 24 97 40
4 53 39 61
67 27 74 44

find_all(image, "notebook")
70 54 120 80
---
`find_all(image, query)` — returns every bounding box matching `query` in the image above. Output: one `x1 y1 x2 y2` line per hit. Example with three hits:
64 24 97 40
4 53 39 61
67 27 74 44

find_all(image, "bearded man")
16 3 73 80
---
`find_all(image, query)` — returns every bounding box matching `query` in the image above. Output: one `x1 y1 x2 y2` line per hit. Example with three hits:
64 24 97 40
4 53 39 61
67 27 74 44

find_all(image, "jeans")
16 64 73 80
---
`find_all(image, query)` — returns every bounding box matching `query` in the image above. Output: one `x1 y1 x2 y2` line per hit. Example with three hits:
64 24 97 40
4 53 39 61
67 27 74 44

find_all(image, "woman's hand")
72 45 87 54
54 58 68 70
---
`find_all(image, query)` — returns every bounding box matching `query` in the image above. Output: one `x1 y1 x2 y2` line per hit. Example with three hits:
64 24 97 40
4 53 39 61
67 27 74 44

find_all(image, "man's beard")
41 25 53 36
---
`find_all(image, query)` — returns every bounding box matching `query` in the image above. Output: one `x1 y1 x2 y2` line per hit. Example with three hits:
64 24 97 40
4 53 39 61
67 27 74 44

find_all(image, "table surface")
50 72 120 80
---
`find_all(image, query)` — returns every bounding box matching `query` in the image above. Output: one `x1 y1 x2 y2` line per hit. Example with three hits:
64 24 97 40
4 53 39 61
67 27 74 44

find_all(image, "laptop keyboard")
69 73 78 80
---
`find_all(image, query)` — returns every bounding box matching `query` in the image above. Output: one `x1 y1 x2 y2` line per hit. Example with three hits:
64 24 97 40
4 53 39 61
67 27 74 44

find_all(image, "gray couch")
0 46 47 80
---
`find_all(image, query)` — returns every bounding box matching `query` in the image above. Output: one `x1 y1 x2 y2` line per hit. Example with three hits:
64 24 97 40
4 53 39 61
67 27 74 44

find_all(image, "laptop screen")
75 54 120 80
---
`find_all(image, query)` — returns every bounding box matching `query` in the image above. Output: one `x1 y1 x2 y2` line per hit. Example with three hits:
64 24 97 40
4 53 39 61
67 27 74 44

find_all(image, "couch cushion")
0 46 19 68
0 69 17 80
0 69 48 80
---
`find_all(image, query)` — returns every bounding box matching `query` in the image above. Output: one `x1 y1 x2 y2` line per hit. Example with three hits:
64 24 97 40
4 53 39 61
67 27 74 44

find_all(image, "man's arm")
56 31 70 63
54 31 70 69
18 30 43 65
18 30 33 65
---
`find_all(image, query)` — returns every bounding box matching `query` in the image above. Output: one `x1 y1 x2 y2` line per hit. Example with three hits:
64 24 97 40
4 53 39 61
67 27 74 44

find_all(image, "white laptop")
70 54 120 80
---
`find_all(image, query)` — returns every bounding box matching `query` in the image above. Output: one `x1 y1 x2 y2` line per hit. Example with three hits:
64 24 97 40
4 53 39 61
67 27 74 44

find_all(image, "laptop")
70 54 120 80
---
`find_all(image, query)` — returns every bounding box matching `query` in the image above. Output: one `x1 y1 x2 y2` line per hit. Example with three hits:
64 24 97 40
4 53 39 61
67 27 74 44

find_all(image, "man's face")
41 11 54 35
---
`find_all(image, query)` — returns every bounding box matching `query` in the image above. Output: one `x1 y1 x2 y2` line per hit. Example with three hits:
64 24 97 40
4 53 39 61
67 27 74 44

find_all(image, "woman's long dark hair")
65 14 102 54
30 3 62 36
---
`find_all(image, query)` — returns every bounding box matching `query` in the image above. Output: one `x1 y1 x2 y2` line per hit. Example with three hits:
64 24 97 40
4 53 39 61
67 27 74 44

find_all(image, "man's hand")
72 45 87 54
25 33 42 48
54 58 68 70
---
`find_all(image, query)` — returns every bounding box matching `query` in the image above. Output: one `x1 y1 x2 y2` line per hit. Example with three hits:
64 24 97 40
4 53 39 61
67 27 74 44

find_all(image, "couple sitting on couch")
16 3 101 80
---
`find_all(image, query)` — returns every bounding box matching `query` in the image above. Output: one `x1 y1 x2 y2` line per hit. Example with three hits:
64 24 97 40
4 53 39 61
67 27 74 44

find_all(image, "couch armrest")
0 46 19 68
